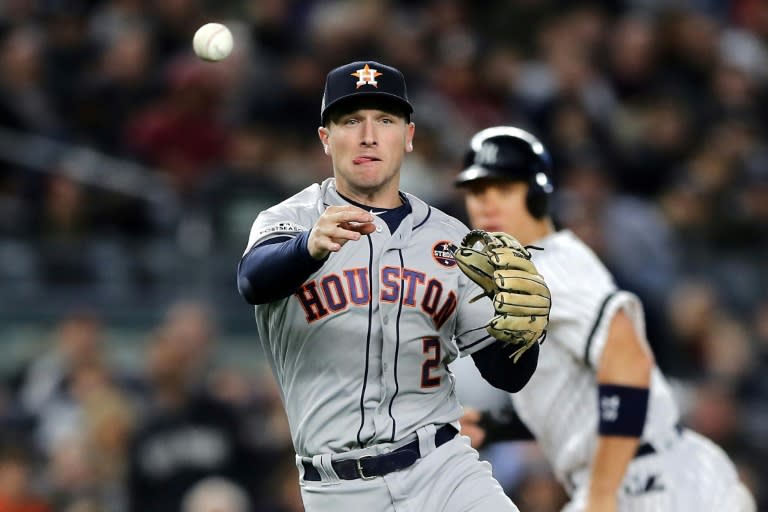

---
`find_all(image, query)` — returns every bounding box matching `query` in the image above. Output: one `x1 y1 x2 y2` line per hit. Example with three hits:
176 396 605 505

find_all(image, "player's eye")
499 183 520 195
467 184 488 197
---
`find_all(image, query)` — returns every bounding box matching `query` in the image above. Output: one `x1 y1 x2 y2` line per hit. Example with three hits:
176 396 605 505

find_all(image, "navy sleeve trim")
459 333 493 351
584 291 619 369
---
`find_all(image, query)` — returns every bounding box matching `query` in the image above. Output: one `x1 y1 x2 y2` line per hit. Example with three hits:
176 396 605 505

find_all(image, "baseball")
193 23 233 62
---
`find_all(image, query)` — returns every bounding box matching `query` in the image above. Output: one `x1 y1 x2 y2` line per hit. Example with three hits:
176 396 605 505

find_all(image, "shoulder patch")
432 240 457 268
257 221 307 238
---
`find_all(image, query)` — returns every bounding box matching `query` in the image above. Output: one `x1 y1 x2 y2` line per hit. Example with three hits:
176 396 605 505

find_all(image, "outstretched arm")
237 232 323 304
587 309 653 512
238 206 376 304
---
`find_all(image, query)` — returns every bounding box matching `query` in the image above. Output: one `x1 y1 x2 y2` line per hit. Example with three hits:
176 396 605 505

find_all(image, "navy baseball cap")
320 60 414 125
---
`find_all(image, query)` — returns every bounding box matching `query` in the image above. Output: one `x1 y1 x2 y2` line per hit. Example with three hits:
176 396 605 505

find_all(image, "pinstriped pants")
562 430 756 512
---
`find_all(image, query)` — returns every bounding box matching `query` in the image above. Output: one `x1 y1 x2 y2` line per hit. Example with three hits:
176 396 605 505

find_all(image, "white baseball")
193 23 233 62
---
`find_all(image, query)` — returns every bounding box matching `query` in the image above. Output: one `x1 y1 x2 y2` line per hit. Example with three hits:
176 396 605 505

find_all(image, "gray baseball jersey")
452 229 755 511
245 178 497 457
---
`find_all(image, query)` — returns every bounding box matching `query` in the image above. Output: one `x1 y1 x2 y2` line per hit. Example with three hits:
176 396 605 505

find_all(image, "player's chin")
351 169 391 188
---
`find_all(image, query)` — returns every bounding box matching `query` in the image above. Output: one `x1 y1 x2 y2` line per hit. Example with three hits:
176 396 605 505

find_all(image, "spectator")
126 317 256 512
14 310 104 426
0 442 51 512
123 57 230 201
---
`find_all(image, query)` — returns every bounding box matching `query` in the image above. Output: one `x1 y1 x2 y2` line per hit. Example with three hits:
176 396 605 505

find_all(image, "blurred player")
453 126 756 512
236 62 550 511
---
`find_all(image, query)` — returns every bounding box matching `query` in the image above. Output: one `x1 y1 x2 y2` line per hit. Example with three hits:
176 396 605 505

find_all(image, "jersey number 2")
421 338 441 388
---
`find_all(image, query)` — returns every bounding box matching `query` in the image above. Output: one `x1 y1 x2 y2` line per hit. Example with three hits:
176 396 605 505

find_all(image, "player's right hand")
308 205 376 260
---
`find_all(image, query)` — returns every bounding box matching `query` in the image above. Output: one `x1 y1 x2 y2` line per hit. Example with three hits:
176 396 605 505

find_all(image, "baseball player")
236 62 551 511
452 126 757 512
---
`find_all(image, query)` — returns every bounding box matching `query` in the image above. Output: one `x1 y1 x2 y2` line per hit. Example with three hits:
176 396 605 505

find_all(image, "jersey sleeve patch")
256 221 308 238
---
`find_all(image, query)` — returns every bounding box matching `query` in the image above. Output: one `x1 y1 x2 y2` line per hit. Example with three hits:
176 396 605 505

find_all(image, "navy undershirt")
338 191 412 234
237 231 321 305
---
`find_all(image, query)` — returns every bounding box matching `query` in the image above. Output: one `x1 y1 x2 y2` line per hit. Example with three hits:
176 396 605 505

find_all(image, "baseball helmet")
455 126 554 218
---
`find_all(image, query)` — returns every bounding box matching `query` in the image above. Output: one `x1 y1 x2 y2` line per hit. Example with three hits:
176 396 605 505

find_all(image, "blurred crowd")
0 0 767 511
0 301 301 512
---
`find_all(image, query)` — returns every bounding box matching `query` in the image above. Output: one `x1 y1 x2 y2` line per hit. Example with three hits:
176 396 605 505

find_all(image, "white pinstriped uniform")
452 229 755 512
246 178 518 511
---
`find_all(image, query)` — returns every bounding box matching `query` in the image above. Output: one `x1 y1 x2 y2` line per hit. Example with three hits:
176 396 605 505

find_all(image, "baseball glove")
454 229 551 362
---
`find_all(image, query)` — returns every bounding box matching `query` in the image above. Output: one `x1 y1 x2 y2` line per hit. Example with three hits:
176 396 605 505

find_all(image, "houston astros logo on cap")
320 60 414 125
351 64 383 88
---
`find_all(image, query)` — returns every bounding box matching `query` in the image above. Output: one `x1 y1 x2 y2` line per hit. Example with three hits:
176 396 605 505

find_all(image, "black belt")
634 423 683 458
302 424 458 481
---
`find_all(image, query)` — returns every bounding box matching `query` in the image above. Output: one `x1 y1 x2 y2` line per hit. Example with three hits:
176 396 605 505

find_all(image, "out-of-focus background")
0 0 766 511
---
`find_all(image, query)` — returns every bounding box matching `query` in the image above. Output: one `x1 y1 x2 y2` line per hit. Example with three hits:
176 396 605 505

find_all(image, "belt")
634 423 683 458
302 424 458 481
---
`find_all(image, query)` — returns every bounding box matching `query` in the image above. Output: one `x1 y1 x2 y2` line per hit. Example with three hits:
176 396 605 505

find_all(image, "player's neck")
519 217 554 246
336 182 403 209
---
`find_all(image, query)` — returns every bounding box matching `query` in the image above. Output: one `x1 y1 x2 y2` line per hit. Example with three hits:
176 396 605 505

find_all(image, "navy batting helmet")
455 126 554 218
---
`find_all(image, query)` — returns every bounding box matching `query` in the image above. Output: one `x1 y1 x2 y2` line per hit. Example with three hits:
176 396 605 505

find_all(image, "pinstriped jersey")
245 178 496 457
510 230 680 484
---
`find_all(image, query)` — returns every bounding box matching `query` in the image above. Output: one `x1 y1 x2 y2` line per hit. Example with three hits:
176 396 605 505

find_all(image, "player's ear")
405 122 415 153
318 127 330 155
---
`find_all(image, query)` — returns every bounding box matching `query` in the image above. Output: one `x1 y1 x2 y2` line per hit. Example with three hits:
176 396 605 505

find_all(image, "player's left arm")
470 339 539 393
587 309 654 511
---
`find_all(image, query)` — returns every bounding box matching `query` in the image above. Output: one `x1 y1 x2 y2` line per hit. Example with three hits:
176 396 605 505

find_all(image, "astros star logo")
351 64 383 88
